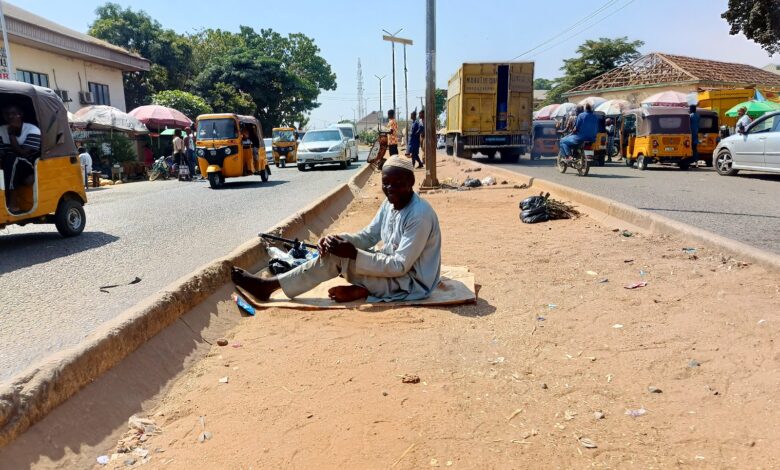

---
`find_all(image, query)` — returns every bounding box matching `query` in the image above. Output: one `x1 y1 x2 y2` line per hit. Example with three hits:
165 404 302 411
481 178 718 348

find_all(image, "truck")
445 62 534 162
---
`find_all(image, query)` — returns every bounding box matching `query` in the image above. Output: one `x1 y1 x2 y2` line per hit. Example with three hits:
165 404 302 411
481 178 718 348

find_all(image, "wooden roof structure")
565 53 780 97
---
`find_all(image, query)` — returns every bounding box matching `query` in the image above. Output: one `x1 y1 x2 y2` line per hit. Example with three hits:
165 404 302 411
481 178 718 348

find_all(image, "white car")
296 129 353 171
332 123 359 162
714 111 780 176
263 138 273 157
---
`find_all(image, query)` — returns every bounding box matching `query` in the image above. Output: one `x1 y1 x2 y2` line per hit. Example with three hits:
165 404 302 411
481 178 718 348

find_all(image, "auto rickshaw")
695 109 719 167
195 114 270 189
620 107 693 171
530 120 559 159
591 111 609 166
271 126 298 168
0 81 87 237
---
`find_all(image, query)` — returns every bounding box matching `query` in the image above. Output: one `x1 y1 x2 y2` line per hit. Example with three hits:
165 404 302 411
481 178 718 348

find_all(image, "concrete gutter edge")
450 154 780 272
0 163 376 448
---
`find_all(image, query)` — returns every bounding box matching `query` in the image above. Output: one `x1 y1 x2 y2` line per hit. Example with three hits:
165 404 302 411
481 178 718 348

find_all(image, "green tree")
89 3 194 108
152 90 212 121
533 78 554 90
722 0 780 55
204 82 256 115
543 37 643 105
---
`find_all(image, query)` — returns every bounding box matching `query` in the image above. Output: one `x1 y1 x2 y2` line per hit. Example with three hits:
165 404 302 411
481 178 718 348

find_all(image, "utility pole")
0 0 14 80
382 28 403 116
374 74 386 131
422 0 439 189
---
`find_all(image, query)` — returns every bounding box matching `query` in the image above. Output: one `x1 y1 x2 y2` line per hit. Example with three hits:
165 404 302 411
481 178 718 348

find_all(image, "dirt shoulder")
95 155 780 468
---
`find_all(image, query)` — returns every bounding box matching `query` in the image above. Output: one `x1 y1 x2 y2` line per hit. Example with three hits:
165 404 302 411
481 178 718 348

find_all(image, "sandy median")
93 155 779 469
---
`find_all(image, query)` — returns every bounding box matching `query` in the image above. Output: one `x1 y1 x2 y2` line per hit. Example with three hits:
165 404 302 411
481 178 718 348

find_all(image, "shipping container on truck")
445 62 534 162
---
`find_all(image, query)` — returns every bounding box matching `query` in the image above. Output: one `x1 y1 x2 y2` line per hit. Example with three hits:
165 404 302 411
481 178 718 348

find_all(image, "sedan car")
714 111 780 176
296 129 353 171
264 138 273 157
333 123 359 162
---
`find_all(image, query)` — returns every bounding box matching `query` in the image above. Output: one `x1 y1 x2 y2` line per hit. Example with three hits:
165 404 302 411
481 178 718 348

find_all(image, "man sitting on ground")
232 156 442 303
559 103 598 158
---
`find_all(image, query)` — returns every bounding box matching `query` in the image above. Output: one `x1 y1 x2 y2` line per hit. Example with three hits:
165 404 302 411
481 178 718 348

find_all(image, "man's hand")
319 235 357 259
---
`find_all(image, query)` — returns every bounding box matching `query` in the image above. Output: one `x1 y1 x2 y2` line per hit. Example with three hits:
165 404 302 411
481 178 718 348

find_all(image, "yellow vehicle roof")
197 113 260 126
273 127 295 131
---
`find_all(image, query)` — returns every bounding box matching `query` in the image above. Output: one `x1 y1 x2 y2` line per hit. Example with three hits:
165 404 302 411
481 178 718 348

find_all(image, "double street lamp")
382 29 413 144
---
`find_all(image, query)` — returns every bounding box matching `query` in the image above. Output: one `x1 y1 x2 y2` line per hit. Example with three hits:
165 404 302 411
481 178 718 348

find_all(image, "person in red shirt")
387 109 399 156
143 143 154 169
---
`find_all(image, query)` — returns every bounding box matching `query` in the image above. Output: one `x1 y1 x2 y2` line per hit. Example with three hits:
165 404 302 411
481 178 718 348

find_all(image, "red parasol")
128 105 193 129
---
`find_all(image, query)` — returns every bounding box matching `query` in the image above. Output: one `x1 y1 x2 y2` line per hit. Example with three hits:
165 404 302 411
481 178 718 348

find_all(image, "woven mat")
237 265 475 310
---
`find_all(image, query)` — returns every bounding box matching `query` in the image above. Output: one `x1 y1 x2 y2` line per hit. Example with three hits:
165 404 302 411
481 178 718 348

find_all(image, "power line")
510 0 619 60
529 0 637 59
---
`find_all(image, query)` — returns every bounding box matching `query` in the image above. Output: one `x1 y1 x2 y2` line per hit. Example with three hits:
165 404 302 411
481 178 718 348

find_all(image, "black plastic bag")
520 192 550 211
268 258 294 275
463 177 482 188
521 212 550 224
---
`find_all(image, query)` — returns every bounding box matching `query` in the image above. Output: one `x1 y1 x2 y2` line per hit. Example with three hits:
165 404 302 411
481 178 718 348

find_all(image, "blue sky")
9 0 780 127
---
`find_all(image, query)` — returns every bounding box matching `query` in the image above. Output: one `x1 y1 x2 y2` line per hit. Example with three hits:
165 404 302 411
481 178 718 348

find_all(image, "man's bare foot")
231 266 280 301
328 285 370 303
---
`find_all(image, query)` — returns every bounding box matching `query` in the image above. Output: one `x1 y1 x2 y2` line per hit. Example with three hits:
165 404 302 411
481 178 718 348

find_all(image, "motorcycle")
149 156 169 181
556 142 594 177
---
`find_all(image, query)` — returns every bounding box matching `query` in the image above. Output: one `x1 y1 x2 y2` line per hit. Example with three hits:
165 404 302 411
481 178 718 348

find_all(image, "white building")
763 64 780 75
0 2 150 112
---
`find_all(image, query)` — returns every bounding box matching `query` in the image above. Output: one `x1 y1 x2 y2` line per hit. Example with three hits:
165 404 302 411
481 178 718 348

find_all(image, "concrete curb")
0 163 375 448
446 152 780 272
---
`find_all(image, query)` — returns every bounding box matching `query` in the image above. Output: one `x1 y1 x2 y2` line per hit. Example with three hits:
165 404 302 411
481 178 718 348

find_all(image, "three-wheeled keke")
695 109 719 167
271 127 298 168
195 114 270 189
530 120 559 159
0 81 87 237
591 111 609 166
621 107 694 170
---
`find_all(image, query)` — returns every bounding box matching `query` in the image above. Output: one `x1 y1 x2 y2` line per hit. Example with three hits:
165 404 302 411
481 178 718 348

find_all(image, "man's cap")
383 155 415 174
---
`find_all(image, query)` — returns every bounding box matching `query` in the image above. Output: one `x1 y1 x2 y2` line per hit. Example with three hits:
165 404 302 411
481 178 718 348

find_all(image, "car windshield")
338 127 354 138
197 119 237 140
303 130 341 142
273 130 296 142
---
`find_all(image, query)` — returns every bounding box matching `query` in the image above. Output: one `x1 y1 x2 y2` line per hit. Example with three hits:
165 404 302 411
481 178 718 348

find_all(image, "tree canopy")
543 37 644 105
88 3 337 130
152 90 212 121
533 78 554 90
722 0 780 55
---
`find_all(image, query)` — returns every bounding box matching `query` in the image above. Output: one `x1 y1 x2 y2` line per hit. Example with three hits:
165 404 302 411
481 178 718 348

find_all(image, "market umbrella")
725 100 780 119
535 103 560 120
641 91 689 108
549 102 576 119
129 104 192 129
67 111 75 123
71 105 149 133
595 99 631 116
577 96 607 108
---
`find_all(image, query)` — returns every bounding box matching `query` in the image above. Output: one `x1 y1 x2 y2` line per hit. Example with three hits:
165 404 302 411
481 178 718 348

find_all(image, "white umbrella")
71 105 149 133
549 102 576 119
641 91 689 108
578 96 607 108
595 99 632 116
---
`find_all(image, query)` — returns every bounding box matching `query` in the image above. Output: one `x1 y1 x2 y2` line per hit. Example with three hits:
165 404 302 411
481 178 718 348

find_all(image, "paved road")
0 157 366 381
476 154 780 254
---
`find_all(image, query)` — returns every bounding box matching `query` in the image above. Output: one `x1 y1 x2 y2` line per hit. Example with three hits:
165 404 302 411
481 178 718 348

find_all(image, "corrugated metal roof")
4 2 150 71
566 53 780 96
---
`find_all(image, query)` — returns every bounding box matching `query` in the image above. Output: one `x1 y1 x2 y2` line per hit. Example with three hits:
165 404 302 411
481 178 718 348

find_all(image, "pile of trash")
519 192 580 224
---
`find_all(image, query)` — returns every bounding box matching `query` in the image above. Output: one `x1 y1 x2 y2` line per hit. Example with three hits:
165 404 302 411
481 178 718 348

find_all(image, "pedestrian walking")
78 146 92 187
184 127 196 178
387 109 399 156
418 110 426 165
605 118 617 162
689 104 700 165
172 129 189 180
407 111 423 168
736 107 752 134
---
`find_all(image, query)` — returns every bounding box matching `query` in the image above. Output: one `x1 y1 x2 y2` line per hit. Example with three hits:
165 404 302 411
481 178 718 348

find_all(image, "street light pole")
382 28 403 117
374 74 386 131
422 0 439 189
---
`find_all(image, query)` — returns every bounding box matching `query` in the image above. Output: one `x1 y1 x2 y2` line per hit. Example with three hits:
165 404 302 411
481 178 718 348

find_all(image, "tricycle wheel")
637 154 648 171
625 157 634 168
208 172 221 189
297 163 307 172
261 167 269 182
54 198 86 237
280 159 286 168
556 155 567 173
678 160 690 171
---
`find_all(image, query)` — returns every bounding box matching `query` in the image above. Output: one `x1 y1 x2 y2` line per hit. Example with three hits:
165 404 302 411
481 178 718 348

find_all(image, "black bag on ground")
521 211 550 224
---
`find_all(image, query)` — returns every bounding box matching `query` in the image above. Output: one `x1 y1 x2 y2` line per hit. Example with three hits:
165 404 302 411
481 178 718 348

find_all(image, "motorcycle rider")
559 103 599 159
